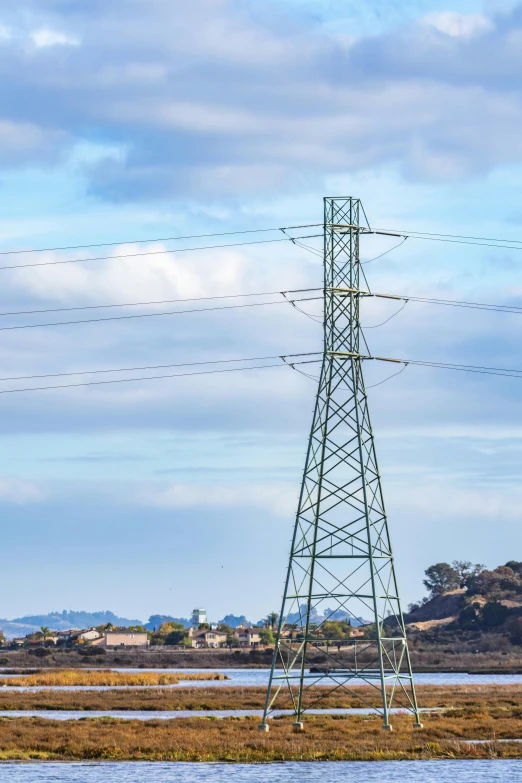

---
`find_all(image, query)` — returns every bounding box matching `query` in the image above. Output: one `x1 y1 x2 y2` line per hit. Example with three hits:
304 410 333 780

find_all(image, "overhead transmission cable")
386 293 522 315
0 224 322 256
359 290 522 316
0 234 322 271
365 354 522 380
0 351 322 383
0 356 323 395
0 287 322 318
2 286 522 332
360 236 408 265
0 295 323 332
365 364 409 389
5 220 522 262
362 300 408 329
4 353 522 396
371 227 522 247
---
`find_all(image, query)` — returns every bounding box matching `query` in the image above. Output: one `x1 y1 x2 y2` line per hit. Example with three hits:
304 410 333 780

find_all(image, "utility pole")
259 197 422 732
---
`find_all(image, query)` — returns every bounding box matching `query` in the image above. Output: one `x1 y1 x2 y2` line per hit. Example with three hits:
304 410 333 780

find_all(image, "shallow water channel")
0 706 442 720
0 760 519 782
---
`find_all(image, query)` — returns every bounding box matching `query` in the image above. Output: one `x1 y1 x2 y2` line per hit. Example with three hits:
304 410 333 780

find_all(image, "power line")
371 227 522 246
394 293 522 315
6 220 522 261
370 355 522 380
364 227 522 253
0 357 322 395
361 236 408 265
0 352 321 382
0 295 322 333
8 287 520 322
0 224 322 256
365 364 408 389
0 234 322 271
4 349 522 395
404 359 522 379
3 286 521 331
0 287 322 318
403 235 522 252
362 300 408 329
367 290 522 316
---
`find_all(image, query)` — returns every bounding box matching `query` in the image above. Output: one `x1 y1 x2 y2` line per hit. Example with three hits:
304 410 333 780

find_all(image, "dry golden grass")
0 711 520 761
0 670 227 687
0 683 519 711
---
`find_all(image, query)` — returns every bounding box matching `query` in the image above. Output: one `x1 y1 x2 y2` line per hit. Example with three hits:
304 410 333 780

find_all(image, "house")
233 627 262 647
54 628 103 646
190 629 227 648
76 628 103 643
92 630 149 647
54 629 82 646
45 635 60 645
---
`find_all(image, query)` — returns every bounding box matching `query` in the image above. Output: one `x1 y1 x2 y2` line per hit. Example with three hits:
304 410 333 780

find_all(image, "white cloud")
9 244 259 305
30 28 79 48
0 120 64 166
0 1 521 195
388 482 522 521
137 480 296 517
0 477 43 504
422 11 495 38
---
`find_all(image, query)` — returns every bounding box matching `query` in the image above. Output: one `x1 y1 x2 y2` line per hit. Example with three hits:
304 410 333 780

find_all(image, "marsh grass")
0 670 228 687
0 684 517 711
0 711 520 761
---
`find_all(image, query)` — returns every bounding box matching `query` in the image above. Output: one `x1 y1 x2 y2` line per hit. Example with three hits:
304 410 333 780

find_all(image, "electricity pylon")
259 197 422 732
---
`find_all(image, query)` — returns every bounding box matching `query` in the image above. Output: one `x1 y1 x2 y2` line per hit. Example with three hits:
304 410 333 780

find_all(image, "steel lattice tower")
259 197 422 732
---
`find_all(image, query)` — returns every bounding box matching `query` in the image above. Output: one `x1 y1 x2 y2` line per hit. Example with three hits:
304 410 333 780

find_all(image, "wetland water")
0 761 519 781
0 707 442 720
2 669 522 689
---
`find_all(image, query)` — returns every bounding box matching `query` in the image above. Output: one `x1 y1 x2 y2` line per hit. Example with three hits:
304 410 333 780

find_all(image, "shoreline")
3 648 522 674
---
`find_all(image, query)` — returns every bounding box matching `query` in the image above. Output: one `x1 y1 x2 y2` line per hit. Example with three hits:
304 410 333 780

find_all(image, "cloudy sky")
0 0 521 622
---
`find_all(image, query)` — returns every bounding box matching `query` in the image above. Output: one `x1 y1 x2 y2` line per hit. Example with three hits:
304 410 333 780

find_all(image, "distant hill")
144 615 190 631
402 560 522 647
218 614 250 628
0 610 144 640
403 590 467 628
284 605 369 627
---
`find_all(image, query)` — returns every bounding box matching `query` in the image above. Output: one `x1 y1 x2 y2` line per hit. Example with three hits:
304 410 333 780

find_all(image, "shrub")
79 646 106 657
468 567 522 600
459 605 480 629
28 647 51 658
259 629 275 646
164 630 187 646
509 616 522 646
482 601 509 628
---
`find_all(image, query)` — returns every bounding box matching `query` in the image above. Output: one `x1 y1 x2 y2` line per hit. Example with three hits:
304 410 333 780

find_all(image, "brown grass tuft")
0 670 227 687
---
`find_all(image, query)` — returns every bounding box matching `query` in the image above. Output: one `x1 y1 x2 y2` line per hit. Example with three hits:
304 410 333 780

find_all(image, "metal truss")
259 197 422 731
